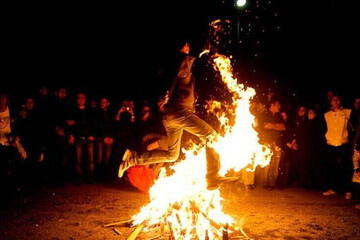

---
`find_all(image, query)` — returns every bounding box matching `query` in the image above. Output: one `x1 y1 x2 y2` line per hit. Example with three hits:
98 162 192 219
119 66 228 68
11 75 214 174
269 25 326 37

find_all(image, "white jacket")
324 108 352 146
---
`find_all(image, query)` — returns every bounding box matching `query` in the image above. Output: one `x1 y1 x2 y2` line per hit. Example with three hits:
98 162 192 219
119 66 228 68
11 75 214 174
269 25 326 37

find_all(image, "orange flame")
212 54 272 173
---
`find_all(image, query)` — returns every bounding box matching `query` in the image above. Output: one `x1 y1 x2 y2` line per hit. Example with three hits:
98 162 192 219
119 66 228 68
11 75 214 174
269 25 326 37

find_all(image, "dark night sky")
3 0 356 105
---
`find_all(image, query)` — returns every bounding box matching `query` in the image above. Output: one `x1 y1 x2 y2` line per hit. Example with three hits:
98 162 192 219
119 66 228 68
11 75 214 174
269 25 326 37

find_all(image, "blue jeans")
137 109 220 179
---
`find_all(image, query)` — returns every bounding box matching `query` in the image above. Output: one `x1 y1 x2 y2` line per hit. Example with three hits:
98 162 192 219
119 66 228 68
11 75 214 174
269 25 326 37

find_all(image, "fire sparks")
129 54 272 239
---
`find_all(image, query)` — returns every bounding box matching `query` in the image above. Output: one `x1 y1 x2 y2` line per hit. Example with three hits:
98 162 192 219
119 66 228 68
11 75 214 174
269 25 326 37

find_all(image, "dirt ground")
0 180 359 240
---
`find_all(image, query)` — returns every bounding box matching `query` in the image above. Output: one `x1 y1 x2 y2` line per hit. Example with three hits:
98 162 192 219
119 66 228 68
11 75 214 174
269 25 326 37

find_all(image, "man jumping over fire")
118 40 236 190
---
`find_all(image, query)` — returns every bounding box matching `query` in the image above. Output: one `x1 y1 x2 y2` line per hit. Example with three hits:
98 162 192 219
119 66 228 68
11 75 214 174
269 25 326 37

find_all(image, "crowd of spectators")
1 86 359 209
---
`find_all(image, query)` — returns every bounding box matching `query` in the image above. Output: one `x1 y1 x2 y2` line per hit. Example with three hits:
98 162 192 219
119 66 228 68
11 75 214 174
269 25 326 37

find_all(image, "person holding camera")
115 100 135 123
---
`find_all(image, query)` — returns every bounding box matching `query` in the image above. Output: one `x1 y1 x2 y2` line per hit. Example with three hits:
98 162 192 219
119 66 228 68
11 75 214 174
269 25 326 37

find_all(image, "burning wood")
223 223 229 240
205 230 209 240
148 233 165 240
110 202 250 239
239 227 250 239
103 219 132 227
113 228 121 235
127 222 146 240
168 221 175 240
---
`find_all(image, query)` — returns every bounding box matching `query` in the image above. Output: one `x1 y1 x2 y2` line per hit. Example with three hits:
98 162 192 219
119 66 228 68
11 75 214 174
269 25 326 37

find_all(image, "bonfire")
106 52 273 239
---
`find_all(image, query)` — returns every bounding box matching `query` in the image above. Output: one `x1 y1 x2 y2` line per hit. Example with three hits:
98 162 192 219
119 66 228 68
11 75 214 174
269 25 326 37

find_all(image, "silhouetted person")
96 97 114 177
52 87 71 184
0 93 25 196
306 108 325 190
289 105 309 187
323 95 353 199
67 93 96 184
260 99 286 188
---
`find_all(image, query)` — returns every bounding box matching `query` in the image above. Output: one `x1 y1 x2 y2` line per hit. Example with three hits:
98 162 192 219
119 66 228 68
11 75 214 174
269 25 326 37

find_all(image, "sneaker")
322 189 336 196
355 204 360 210
345 192 352 200
118 149 137 178
206 175 240 190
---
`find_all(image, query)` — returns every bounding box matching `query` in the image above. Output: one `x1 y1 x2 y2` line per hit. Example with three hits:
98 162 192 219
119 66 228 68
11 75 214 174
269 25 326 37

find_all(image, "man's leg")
97 140 103 166
268 145 281 187
180 113 221 180
181 112 241 189
137 117 183 165
75 139 84 177
87 139 95 182
105 142 112 166
118 113 184 177
323 145 337 195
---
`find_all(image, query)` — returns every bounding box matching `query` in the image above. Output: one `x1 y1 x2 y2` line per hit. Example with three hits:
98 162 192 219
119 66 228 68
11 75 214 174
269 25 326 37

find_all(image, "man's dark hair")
331 93 341 100
269 98 280 106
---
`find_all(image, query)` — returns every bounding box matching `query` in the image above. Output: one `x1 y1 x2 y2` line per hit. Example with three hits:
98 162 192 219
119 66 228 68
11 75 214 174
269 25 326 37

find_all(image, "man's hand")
157 91 169 112
56 127 65 136
286 139 298 150
264 122 285 131
68 135 75 145
66 120 75 126
118 106 127 114
104 137 113 145
147 141 159 151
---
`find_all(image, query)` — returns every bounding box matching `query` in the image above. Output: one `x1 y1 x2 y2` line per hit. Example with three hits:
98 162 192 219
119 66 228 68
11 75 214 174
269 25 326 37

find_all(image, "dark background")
3 0 356 106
